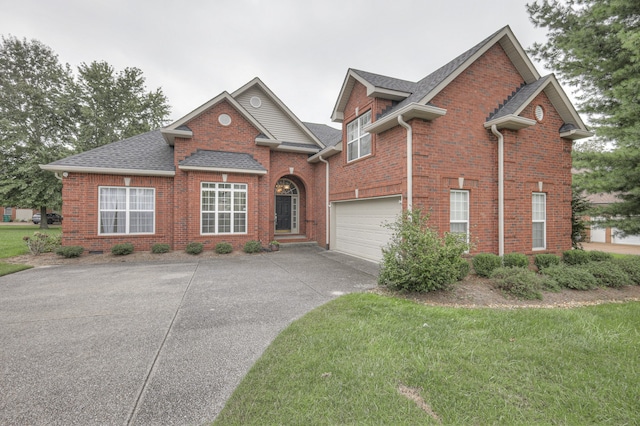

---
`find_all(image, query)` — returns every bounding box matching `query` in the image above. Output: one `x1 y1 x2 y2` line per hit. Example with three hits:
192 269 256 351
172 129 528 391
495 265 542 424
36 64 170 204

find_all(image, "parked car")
32 213 63 225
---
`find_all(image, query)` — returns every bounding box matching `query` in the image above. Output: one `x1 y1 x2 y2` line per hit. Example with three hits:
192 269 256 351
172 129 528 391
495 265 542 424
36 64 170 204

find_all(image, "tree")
0 36 76 228
75 61 170 152
527 0 640 236
571 188 591 248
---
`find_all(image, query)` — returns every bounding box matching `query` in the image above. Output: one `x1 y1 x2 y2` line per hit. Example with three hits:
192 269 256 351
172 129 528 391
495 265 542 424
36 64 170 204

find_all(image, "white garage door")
612 230 640 245
333 197 401 262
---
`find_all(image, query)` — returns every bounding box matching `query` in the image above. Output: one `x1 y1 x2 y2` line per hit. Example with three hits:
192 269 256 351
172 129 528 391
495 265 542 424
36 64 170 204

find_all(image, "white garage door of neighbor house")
612 230 640 245
333 197 401 262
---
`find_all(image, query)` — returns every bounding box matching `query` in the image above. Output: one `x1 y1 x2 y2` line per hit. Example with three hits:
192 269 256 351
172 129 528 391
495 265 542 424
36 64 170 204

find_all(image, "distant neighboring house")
585 193 640 246
1 207 37 222
41 26 591 261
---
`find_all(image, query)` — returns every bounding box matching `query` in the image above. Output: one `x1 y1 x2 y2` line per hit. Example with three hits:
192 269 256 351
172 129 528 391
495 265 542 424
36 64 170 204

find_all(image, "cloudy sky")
1 0 552 127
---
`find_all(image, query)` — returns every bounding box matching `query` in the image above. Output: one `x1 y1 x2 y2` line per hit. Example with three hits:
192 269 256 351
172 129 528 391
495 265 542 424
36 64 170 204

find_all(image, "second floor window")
346 110 372 162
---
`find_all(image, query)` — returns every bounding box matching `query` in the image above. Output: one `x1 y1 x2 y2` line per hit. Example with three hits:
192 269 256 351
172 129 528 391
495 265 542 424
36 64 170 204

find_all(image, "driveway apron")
0 246 377 425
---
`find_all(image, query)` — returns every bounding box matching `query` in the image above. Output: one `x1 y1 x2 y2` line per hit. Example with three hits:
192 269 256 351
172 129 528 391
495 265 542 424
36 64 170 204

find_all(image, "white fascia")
39 164 176 177
178 165 267 175
484 115 537 131
365 103 447 134
308 145 342 163
560 129 594 140
161 128 193 146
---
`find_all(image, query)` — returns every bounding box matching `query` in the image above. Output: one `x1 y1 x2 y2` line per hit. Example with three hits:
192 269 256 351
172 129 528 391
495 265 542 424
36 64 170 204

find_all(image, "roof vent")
250 96 262 108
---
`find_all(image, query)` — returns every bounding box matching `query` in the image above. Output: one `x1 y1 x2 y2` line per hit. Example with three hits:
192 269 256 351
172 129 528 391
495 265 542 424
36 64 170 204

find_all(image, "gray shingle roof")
179 150 266 172
488 75 551 120
303 122 342 147
350 69 417 93
45 130 175 172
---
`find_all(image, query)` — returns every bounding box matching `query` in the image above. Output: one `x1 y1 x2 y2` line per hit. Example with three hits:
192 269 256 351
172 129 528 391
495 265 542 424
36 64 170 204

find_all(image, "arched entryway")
274 178 300 234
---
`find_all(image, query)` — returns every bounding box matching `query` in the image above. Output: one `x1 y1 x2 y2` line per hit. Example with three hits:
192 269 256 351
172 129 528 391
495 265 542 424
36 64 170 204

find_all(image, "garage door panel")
334 197 401 262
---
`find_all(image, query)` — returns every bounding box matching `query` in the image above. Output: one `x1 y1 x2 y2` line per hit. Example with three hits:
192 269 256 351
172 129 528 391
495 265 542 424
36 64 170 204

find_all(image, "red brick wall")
331 43 573 255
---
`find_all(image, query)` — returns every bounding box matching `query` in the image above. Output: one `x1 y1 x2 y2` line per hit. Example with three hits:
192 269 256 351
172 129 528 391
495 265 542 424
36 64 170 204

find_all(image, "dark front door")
275 195 291 232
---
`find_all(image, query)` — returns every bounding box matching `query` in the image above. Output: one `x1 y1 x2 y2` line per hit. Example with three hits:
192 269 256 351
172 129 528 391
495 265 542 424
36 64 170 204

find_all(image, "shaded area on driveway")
0 246 378 425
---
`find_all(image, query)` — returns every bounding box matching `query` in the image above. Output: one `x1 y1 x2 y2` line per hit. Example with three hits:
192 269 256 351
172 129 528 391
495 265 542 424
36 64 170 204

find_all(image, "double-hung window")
532 192 546 250
450 190 469 242
346 110 372 162
99 187 155 234
201 183 247 234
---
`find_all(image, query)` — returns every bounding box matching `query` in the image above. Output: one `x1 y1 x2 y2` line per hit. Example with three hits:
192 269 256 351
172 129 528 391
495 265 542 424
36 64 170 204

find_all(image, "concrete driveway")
0 246 378 425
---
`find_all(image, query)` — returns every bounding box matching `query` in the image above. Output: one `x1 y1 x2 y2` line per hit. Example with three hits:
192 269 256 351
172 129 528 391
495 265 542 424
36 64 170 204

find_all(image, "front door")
275 195 291 232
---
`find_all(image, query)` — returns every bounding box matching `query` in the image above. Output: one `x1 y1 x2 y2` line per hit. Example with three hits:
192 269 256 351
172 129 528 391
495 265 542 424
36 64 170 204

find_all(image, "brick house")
42 26 591 261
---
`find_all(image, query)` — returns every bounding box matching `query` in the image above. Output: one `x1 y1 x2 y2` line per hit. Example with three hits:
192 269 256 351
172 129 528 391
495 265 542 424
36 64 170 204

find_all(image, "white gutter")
317 155 330 249
397 115 413 210
490 124 505 256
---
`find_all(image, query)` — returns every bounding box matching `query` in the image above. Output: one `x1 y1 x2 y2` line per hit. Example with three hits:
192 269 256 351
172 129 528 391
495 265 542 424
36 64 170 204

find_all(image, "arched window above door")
274 179 298 195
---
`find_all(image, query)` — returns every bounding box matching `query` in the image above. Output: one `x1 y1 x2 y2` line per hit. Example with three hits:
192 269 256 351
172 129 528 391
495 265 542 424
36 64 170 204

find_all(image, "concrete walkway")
0 246 378 425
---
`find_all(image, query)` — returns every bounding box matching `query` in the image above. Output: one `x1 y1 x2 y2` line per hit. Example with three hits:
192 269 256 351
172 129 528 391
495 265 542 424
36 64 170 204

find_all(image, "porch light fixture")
275 181 291 193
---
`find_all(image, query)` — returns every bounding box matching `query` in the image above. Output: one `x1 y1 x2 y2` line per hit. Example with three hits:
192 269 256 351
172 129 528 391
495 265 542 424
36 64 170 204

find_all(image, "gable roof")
179 150 267 175
40 130 175 176
332 26 590 139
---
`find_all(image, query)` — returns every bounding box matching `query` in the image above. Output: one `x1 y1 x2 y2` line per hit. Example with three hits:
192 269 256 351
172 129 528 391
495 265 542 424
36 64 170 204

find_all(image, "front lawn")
215 294 640 425
0 225 60 275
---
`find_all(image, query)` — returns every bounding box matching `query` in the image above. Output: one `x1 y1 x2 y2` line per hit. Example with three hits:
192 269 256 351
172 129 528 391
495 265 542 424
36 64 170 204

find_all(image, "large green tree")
0 36 76 228
528 0 640 235
76 61 170 152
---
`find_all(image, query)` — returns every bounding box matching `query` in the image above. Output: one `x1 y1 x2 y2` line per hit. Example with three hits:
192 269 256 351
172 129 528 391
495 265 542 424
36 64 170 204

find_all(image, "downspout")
490 124 505 256
318 155 330 250
397 115 413 210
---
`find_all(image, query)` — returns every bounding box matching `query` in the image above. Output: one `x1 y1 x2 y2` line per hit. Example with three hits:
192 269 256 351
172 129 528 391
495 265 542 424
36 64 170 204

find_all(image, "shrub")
584 261 632 288
541 264 598 290
473 253 502 277
490 267 543 300
378 210 470 292
534 254 560 270
23 232 60 255
588 250 613 262
243 240 262 254
215 242 233 254
151 243 170 254
111 243 134 256
185 242 203 255
612 256 640 285
456 259 471 281
55 246 84 258
502 253 529 269
562 249 590 266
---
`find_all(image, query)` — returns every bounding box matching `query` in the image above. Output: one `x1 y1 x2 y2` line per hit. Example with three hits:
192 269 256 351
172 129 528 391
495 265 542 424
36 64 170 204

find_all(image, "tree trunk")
39 206 49 229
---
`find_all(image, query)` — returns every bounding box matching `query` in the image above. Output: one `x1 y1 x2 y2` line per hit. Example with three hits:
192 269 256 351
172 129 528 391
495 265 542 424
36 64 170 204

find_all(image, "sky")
0 0 552 128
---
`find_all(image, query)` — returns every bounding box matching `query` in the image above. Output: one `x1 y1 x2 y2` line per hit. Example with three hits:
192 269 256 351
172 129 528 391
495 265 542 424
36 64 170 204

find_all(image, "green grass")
215 294 640 425
0 225 60 259
0 225 60 275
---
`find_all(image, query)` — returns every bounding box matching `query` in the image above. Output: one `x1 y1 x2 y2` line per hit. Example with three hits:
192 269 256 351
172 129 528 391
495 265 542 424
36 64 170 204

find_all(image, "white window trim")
450 189 470 243
98 186 155 235
532 192 547 250
201 182 248 235
346 110 372 162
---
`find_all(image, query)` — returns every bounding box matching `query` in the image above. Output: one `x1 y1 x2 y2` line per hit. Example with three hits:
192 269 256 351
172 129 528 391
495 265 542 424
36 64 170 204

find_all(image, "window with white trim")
201 183 247 234
346 110 372 162
450 190 469 242
532 192 546 250
99 187 155 234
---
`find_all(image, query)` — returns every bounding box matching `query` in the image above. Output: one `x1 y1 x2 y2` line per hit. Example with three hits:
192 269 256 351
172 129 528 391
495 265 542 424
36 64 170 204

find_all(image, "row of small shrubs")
54 240 260 258
23 232 61 255
473 253 532 278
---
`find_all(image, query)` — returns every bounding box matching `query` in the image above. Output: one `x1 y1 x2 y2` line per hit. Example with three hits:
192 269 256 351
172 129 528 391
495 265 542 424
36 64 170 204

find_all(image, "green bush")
584 261 632 288
612 256 640 285
473 253 502 277
55 246 84 258
111 243 134 256
215 242 233 254
562 249 590 265
185 242 203 255
541 264 598 290
490 267 543 300
456 259 471 281
587 250 613 262
534 254 561 270
243 240 263 253
151 243 170 254
502 253 529 269
23 231 60 255
378 210 470 292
